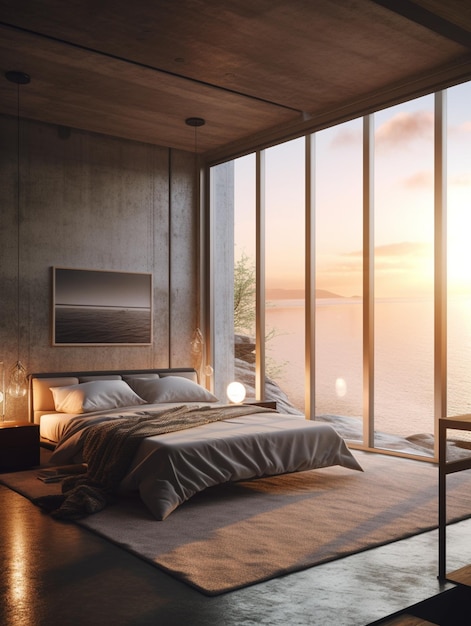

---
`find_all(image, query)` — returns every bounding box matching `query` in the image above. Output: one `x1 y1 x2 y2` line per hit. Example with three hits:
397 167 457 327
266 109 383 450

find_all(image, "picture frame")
52 267 153 346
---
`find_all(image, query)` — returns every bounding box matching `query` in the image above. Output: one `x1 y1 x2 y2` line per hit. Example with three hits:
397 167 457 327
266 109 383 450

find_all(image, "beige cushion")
32 377 80 412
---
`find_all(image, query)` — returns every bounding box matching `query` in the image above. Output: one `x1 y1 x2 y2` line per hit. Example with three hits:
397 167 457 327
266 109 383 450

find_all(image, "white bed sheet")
40 413 77 444
47 404 362 520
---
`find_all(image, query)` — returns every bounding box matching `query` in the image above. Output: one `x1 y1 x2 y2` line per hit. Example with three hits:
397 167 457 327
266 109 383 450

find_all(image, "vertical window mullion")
255 150 266 399
363 115 374 447
204 166 214 391
305 134 316 420
434 90 447 459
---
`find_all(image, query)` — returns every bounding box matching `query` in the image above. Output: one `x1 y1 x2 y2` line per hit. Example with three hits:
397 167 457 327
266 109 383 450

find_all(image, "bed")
29 368 362 520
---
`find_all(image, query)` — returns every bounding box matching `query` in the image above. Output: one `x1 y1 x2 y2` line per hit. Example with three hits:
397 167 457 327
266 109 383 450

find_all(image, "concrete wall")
0 116 198 420
210 162 235 402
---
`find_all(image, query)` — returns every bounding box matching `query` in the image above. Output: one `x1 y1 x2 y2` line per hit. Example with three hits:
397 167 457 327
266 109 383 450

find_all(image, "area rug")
2 450 471 596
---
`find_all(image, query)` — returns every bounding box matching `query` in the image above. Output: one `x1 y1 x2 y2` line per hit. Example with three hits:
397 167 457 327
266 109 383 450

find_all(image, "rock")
234 334 256 362
234 334 303 415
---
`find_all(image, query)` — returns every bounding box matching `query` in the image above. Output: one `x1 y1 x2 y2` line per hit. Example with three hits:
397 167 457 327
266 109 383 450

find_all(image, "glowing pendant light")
5 70 31 399
7 361 27 398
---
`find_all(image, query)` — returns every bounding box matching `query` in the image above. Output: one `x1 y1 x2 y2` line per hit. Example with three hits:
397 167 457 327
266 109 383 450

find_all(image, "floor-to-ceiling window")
315 119 363 437
447 81 471 417
264 139 305 410
213 79 470 460
374 95 435 452
232 142 306 409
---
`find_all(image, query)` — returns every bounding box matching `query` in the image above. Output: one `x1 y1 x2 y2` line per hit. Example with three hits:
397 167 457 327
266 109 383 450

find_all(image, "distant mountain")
266 288 343 300
315 289 344 299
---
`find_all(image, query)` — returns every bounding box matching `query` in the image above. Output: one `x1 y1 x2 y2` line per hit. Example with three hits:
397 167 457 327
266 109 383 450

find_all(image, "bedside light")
227 381 246 404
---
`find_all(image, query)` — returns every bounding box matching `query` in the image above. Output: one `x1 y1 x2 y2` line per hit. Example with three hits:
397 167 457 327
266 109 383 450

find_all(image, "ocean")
265 295 471 438
54 306 152 344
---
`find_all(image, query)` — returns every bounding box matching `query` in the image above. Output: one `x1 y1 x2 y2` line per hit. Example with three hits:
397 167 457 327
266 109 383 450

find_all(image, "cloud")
374 242 432 257
403 170 433 188
320 242 432 281
345 241 432 258
450 173 471 186
376 111 433 148
342 249 363 259
330 127 362 147
317 241 434 297
449 120 471 136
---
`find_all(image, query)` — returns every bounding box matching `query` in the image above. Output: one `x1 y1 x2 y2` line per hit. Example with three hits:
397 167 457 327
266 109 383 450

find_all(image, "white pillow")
50 380 146 414
127 376 217 404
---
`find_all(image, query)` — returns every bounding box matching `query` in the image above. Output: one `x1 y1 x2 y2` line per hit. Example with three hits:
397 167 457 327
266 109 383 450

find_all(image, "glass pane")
374 95 434 453
234 154 256 399
265 139 305 412
447 81 471 417
315 118 363 440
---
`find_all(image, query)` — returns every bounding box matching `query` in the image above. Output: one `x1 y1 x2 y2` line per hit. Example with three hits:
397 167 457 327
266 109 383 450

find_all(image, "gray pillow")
127 376 218 404
50 380 146 413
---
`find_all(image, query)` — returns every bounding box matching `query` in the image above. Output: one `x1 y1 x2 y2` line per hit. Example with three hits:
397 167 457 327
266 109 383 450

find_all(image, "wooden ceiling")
1 0 471 161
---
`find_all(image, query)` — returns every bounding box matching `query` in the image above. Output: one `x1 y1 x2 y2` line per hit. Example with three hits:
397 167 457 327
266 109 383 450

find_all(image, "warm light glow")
7 361 27 398
335 378 347 397
227 381 246 404
448 195 471 293
6 505 36 614
0 361 4 420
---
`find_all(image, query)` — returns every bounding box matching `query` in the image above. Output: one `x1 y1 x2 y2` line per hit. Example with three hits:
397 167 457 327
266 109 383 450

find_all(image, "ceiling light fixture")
185 116 205 154
185 117 206 126
5 70 31 399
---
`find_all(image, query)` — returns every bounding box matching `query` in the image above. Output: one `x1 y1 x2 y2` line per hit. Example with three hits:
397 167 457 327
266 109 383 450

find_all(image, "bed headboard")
28 367 198 424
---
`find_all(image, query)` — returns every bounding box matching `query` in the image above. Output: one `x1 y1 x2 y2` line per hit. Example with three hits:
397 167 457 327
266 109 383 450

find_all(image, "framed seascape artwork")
52 267 153 346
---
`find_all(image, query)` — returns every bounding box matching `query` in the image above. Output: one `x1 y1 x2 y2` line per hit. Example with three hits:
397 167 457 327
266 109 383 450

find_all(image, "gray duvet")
49 404 362 520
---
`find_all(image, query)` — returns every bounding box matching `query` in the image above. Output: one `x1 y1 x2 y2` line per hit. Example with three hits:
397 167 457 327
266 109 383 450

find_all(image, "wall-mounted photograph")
52 267 152 345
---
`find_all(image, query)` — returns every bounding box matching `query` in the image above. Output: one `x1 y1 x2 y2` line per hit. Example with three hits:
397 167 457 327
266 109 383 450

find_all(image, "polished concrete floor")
1 454 471 626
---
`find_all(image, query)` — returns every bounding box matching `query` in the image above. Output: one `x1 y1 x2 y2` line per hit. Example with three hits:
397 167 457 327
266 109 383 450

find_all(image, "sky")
234 80 471 299
54 268 152 308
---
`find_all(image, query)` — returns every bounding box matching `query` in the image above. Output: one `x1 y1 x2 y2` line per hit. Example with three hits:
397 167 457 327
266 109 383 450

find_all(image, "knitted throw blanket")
37 403 267 521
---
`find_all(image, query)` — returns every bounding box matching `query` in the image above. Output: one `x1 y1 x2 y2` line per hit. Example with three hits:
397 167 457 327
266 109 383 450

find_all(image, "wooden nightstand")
0 421 40 471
